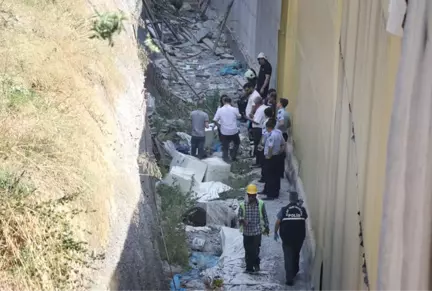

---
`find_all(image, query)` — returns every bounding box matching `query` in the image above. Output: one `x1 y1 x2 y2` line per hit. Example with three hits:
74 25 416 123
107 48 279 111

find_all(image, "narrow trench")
120 2 315 290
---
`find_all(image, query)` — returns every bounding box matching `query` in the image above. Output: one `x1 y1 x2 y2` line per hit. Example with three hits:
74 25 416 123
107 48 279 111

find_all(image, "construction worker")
256 52 272 98
244 68 258 89
274 192 308 286
261 119 285 200
238 184 270 273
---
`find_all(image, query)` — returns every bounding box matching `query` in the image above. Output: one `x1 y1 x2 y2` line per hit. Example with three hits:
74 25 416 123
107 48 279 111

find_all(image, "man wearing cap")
256 52 272 98
274 192 308 286
244 68 258 88
238 184 270 273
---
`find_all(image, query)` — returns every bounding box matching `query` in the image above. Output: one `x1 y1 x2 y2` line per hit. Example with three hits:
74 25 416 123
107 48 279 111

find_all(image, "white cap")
244 69 256 79
257 52 266 59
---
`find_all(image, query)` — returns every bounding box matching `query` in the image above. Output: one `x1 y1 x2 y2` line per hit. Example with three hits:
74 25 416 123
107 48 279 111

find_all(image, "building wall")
211 0 281 89
277 0 401 289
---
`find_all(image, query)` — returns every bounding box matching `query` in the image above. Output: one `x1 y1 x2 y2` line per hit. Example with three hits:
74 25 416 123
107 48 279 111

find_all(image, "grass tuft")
0 171 103 290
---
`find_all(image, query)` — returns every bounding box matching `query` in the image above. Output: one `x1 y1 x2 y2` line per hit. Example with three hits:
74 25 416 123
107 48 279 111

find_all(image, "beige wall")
277 0 401 289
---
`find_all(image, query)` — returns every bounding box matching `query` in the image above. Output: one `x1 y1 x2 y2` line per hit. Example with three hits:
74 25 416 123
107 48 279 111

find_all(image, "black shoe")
245 269 255 273
254 265 260 272
286 280 294 286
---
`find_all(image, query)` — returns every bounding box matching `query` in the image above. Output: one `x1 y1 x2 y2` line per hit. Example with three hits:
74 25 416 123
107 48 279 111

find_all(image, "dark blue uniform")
277 202 308 282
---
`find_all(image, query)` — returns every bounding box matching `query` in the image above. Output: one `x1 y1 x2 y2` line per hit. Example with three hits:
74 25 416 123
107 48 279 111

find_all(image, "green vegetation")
90 11 127 46
0 171 102 290
212 277 224 289
157 183 196 267
1 78 38 110
0 0 130 289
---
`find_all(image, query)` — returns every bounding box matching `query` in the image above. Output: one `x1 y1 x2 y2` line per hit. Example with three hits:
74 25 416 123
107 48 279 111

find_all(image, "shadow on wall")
109 122 164 290
285 146 315 289
108 11 167 291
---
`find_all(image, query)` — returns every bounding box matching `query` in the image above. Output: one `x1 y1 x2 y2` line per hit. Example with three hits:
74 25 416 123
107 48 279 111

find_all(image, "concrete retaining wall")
210 0 281 89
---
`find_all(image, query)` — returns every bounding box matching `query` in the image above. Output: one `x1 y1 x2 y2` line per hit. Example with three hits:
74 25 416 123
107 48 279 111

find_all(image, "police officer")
238 184 270 273
258 107 274 183
261 119 285 200
274 192 308 286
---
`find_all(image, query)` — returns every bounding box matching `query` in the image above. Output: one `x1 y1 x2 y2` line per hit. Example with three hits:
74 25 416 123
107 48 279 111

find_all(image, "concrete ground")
247 175 311 290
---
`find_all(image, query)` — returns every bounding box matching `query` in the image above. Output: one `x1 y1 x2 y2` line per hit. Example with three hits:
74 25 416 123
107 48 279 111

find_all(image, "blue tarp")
219 61 246 76
175 144 190 155
170 275 185 291
170 252 219 291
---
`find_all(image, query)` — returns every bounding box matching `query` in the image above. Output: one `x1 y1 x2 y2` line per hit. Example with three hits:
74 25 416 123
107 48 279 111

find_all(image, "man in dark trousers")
274 192 308 286
258 107 274 183
256 52 272 98
251 96 268 167
213 97 241 162
261 119 285 200
238 184 269 273
190 100 209 159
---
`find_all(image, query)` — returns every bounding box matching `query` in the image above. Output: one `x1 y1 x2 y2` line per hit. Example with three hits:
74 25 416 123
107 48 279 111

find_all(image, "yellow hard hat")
246 184 258 195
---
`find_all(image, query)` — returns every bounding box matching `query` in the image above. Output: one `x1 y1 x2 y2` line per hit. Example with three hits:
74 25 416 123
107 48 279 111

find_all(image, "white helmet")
257 52 266 59
244 69 256 80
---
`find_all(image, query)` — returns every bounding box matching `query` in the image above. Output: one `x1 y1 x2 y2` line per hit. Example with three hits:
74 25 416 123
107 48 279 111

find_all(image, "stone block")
170 152 208 182
164 166 196 194
202 156 231 182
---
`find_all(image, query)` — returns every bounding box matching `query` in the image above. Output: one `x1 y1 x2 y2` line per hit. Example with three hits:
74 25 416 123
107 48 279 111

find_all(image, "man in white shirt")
213 96 241 162
244 83 261 121
251 96 268 167
239 83 261 144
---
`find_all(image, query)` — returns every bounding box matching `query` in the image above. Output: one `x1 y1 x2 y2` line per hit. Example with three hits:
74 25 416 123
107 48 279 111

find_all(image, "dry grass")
0 0 129 289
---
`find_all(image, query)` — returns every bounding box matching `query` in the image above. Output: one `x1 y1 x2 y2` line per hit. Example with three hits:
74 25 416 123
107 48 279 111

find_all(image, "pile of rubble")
146 1 247 102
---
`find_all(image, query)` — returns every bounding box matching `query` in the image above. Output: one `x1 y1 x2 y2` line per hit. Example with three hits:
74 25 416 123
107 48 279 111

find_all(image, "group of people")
189 52 305 285
238 186 307 286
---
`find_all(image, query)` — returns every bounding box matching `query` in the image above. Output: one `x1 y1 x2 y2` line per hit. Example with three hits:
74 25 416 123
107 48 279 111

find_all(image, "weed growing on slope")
157 183 196 267
90 11 127 46
0 0 129 289
0 171 103 290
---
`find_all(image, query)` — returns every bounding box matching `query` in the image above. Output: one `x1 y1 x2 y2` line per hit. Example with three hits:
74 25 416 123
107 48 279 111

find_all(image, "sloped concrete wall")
211 0 281 89
88 0 164 289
